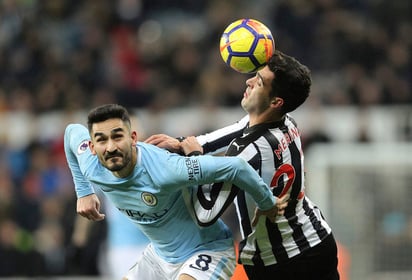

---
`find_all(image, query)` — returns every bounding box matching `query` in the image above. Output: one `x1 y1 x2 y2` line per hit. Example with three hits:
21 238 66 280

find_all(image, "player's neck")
249 111 282 126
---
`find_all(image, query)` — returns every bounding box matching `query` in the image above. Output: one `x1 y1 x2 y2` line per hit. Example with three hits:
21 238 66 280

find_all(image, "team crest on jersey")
77 140 89 154
141 192 157 206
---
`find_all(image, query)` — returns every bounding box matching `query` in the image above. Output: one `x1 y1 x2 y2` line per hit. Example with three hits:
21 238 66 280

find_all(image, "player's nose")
246 77 253 87
106 139 117 152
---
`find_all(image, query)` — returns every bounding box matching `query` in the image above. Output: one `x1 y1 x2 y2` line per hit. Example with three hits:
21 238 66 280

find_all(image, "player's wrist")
175 137 186 155
186 151 203 157
176 136 186 142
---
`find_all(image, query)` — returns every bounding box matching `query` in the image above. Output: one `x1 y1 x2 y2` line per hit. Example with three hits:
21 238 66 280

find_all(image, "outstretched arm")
64 124 105 221
178 142 288 226
188 155 276 219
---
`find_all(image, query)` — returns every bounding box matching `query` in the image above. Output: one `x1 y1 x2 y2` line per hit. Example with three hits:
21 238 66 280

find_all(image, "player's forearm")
209 156 275 210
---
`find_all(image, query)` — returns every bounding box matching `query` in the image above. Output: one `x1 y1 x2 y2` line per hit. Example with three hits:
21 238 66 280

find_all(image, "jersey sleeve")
196 115 249 154
143 146 275 212
191 155 275 211
64 123 95 198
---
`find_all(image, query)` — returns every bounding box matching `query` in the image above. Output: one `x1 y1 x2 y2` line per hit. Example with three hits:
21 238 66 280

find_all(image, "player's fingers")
278 195 289 203
81 213 96 221
276 195 289 208
144 134 162 144
280 201 288 210
88 208 104 220
93 213 105 221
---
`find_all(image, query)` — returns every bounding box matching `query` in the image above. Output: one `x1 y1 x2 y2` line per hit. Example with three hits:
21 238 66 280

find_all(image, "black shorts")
243 233 340 280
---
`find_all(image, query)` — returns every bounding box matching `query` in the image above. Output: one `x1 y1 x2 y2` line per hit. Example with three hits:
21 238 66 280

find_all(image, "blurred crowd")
0 0 410 113
0 0 410 277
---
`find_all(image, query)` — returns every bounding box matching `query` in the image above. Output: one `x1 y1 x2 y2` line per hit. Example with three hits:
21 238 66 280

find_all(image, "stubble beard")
104 153 131 172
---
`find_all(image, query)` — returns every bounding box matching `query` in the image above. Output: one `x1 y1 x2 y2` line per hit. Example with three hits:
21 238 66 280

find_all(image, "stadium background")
0 0 411 279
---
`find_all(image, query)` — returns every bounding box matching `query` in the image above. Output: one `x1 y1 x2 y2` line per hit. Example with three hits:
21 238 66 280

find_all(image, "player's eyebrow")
93 131 103 138
257 72 265 85
110 127 124 134
93 127 124 138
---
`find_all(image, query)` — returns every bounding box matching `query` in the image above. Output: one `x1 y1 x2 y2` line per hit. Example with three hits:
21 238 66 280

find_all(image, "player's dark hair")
268 50 311 114
87 104 131 132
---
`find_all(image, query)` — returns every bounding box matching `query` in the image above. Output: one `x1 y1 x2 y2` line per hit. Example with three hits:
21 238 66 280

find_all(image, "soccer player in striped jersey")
146 50 340 279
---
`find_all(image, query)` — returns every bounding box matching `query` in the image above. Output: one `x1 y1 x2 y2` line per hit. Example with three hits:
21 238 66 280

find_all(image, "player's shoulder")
65 123 88 136
137 141 167 152
285 114 298 127
65 123 87 130
64 123 90 149
137 142 178 161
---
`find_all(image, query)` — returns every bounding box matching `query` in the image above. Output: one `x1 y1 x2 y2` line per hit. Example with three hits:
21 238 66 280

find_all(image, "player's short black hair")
87 104 131 132
268 50 311 114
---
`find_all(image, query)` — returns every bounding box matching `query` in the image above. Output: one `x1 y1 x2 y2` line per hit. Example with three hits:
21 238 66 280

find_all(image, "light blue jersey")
104 197 149 247
64 124 275 264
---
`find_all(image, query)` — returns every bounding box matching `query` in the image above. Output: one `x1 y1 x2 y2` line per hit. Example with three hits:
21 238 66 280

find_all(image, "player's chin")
105 161 124 172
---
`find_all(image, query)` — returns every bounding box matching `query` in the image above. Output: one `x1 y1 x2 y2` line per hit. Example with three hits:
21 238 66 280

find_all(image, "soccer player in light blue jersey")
64 104 286 280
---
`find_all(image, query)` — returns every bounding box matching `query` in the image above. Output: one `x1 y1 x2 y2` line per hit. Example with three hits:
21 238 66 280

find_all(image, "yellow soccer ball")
220 18 275 74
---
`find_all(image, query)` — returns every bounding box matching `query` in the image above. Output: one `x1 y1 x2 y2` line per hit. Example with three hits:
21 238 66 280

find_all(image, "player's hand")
144 134 181 153
77 194 105 221
251 195 289 226
181 136 203 156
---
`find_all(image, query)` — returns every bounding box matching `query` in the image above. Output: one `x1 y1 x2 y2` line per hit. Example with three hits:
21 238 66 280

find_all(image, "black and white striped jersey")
194 114 332 266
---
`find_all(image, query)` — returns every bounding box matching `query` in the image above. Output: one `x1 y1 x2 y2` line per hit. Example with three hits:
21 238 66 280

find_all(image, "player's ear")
271 97 284 108
88 140 97 155
131 131 138 145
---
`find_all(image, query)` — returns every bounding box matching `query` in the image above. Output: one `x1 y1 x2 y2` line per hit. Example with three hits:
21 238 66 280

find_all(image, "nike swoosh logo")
220 40 238 52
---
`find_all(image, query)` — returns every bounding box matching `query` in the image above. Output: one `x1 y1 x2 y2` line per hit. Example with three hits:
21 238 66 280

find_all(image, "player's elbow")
64 124 88 149
65 123 81 135
232 156 251 173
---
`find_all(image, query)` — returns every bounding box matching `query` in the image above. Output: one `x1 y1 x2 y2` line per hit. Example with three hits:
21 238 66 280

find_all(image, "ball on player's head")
219 18 275 74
